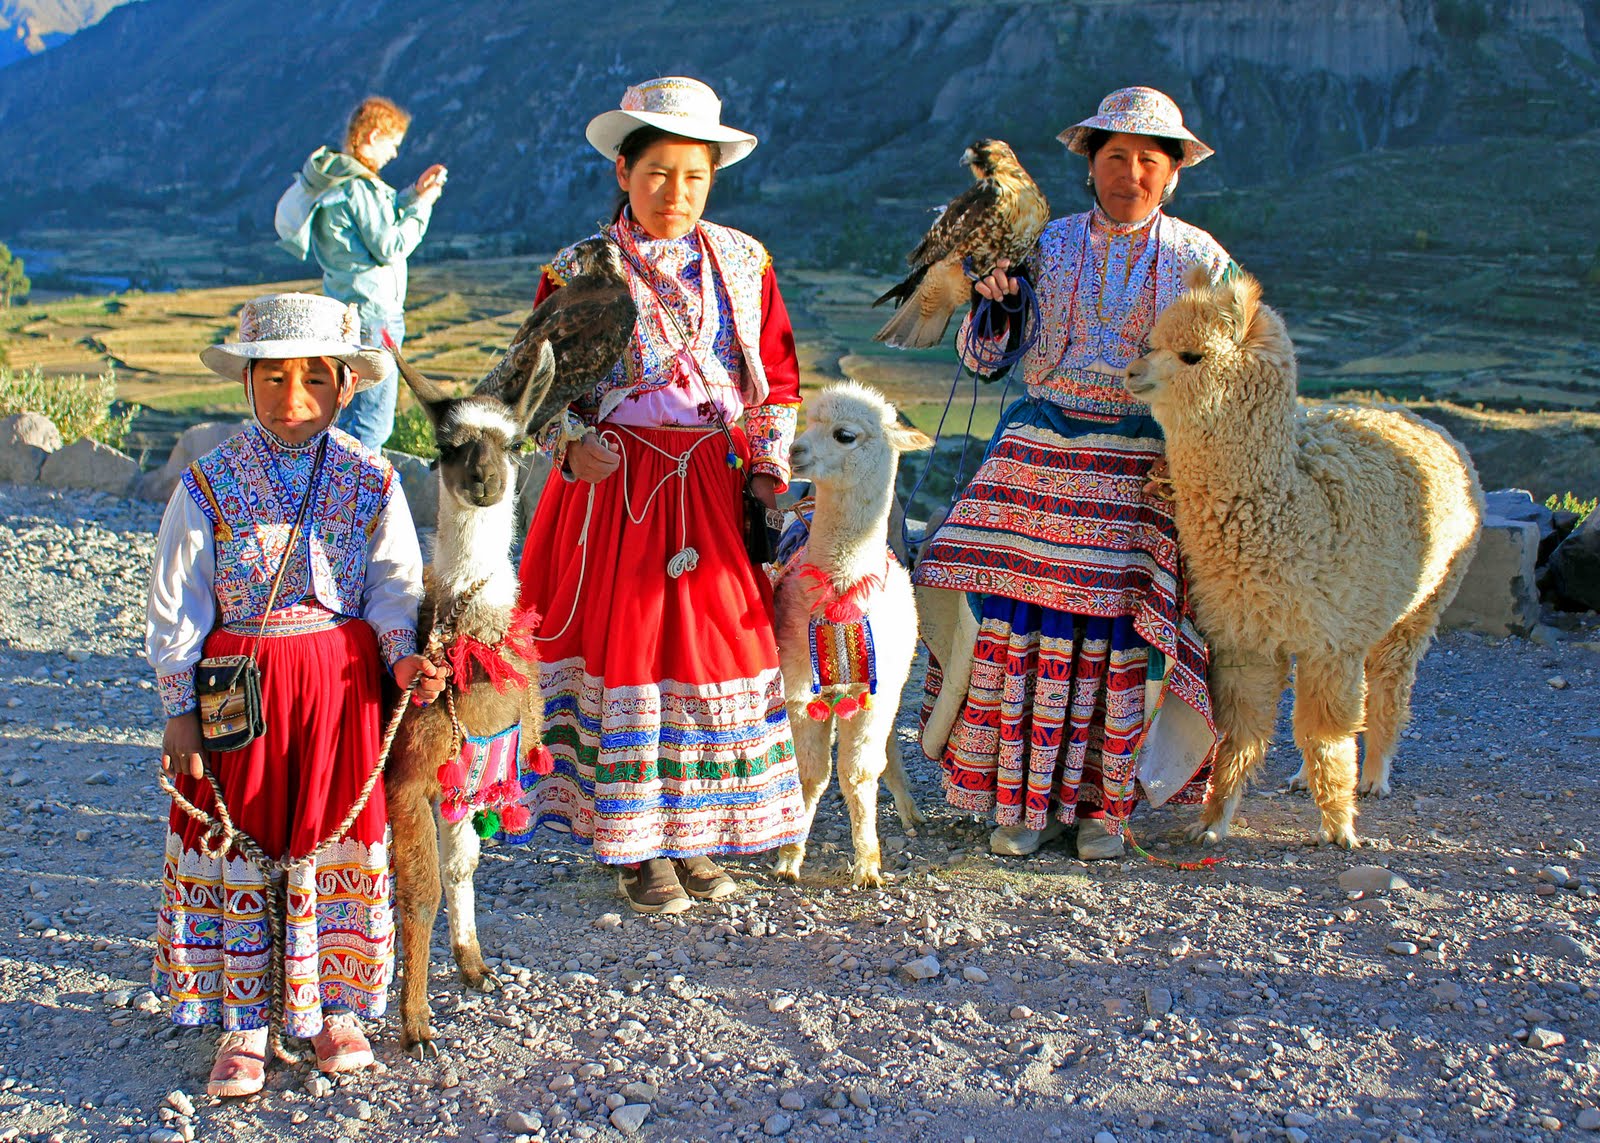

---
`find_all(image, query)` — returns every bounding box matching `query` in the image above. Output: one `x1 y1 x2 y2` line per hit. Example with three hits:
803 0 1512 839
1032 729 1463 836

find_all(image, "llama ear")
887 421 934 453
1221 273 1263 345
510 340 558 435
390 343 451 426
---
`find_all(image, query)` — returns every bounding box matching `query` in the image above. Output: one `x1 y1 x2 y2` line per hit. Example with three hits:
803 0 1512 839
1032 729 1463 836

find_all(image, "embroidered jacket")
959 208 1231 419
146 425 424 717
533 217 801 488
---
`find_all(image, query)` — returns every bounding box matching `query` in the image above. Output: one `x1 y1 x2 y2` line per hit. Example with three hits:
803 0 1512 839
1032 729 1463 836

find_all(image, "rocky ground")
0 480 1598 1143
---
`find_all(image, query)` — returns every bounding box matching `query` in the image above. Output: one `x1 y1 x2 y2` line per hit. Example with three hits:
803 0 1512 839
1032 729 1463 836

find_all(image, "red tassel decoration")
436 761 467 791
526 744 554 776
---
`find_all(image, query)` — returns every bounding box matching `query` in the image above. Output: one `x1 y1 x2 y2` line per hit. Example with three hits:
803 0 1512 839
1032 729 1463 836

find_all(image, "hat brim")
1057 121 1214 168
585 109 757 168
199 340 392 391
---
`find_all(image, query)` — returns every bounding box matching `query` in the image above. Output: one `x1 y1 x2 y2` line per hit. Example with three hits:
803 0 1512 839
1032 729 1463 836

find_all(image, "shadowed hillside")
0 0 132 68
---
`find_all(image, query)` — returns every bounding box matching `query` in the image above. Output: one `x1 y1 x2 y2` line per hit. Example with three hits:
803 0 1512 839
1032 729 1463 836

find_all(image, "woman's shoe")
989 820 1066 856
1075 816 1126 860
672 855 739 900
617 858 692 915
207 1027 269 1098
312 1012 375 1073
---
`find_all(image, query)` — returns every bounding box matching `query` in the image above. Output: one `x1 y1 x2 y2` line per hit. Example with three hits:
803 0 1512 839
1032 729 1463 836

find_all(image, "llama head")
393 341 557 509
790 381 933 493
1125 268 1296 428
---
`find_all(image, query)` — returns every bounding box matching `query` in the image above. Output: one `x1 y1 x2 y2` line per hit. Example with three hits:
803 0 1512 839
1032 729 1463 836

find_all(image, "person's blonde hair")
344 96 411 154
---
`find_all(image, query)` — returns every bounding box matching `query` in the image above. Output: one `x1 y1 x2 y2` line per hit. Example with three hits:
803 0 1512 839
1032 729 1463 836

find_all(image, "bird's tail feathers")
873 264 928 309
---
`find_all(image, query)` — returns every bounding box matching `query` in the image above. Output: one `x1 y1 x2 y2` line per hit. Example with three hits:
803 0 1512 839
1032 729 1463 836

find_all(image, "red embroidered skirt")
153 615 393 1035
518 423 803 864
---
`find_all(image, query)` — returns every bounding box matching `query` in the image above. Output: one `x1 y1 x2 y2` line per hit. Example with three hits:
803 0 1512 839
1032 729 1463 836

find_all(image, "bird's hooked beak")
959 148 976 168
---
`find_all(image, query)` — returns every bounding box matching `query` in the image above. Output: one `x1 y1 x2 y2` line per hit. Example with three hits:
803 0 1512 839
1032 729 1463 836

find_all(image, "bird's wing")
906 180 1001 268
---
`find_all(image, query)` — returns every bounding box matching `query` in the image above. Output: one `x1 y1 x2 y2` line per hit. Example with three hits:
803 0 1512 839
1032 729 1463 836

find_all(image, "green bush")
0 364 136 450
1544 491 1597 521
384 404 437 458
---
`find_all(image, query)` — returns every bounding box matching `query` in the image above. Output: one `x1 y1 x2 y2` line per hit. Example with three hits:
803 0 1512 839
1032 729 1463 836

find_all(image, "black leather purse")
194 436 327 752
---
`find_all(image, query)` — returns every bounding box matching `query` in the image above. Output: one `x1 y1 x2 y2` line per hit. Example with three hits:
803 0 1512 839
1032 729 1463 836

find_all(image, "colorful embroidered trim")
805 617 877 721
437 724 539 842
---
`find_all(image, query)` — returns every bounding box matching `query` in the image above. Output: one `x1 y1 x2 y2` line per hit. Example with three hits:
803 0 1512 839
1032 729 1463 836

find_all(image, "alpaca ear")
390 342 451 427
510 340 558 435
1182 266 1212 292
887 421 934 453
1221 273 1263 345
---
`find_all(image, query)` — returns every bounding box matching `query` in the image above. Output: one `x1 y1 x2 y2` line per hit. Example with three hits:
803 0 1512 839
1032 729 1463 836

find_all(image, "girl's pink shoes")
207 1028 268 1098
311 1012 375 1073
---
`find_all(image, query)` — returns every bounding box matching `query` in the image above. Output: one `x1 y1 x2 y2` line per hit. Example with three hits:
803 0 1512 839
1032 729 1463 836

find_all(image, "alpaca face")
790 382 932 489
434 400 521 508
1125 269 1291 423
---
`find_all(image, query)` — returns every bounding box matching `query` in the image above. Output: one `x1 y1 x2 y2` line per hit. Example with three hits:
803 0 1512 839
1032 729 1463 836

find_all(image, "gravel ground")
1 480 1598 1143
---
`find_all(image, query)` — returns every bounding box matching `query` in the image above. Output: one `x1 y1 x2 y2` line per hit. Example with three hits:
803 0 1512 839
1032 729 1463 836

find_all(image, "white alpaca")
772 382 932 887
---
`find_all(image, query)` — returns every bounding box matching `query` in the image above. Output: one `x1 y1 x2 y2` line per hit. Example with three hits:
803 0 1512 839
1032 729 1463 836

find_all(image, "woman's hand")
161 713 207 780
395 654 446 705
415 164 448 203
567 433 620 483
974 257 1019 302
748 473 778 511
1142 456 1174 501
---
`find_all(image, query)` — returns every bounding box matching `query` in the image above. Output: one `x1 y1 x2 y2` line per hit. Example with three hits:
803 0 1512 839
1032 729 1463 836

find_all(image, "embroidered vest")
547 220 771 419
1018 210 1229 418
181 427 394 625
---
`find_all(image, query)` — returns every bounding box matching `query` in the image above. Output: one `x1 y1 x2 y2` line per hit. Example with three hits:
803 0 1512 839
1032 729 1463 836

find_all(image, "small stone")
768 994 795 1013
1286 1130 1310 1143
1430 982 1463 1004
1550 934 1594 962
164 1090 194 1118
1549 676 1569 689
1094 1133 1118 1143
899 955 941 981
848 1085 872 1110
305 1074 333 1098
85 770 113 785
504 1111 543 1133
620 1082 657 1103
594 912 623 931
1284 1110 1316 1128
145 1130 183 1143
1009 1006 1034 1021
779 1091 806 1111
1526 1027 1565 1051
64 648 90 663
1537 866 1576 889
961 966 989 983
1146 987 1173 1017
1386 941 1419 956
7 771 32 787
1574 1107 1600 1131
763 1113 793 1136
1338 865 1409 894
609 1104 650 1134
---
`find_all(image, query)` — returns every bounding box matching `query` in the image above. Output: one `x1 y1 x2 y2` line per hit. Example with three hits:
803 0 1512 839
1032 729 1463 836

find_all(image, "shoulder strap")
246 434 330 662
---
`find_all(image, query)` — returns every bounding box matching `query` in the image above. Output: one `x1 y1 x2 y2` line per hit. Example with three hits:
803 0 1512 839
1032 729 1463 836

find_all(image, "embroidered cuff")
957 317 1009 375
745 403 799 492
379 628 417 669
157 670 196 719
535 408 591 473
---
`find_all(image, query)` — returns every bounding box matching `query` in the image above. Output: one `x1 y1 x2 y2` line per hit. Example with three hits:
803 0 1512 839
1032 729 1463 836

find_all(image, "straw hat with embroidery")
199 293 391 390
585 76 758 169
1057 86 1214 168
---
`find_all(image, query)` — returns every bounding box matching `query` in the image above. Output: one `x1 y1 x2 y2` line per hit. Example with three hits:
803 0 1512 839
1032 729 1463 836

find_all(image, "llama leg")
388 780 443 1057
1292 656 1366 848
836 720 893 888
437 810 496 991
773 713 835 881
1359 608 1437 798
882 734 926 830
920 595 979 760
1188 659 1286 846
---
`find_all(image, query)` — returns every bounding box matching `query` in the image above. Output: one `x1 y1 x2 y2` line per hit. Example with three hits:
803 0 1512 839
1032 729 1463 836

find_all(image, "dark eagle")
873 138 1050 350
474 236 637 432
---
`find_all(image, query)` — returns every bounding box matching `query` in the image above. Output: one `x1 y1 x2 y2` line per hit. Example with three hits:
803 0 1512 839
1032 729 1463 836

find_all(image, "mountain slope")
0 0 134 68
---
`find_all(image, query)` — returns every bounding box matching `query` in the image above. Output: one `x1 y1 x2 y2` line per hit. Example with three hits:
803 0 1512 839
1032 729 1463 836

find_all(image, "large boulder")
0 412 63 483
1546 510 1600 612
1484 488 1560 563
38 438 140 496
1441 517 1540 636
385 449 439 531
134 420 249 502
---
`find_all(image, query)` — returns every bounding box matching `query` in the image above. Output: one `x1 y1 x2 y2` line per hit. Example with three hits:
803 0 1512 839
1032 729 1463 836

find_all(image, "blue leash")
898 278 1040 558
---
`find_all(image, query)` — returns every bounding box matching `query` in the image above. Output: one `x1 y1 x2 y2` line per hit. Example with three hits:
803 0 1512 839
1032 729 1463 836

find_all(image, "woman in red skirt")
519 76 805 914
145 293 443 1096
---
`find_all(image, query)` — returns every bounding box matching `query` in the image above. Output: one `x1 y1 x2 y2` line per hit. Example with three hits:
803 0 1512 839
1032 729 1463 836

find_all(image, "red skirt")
518 423 803 864
153 616 394 1035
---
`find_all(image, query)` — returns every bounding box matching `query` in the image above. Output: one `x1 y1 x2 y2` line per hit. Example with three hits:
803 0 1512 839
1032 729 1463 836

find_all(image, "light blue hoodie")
275 146 435 320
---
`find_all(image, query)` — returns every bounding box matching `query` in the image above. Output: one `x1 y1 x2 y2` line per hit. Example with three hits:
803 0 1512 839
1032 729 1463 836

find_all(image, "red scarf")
442 605 543 693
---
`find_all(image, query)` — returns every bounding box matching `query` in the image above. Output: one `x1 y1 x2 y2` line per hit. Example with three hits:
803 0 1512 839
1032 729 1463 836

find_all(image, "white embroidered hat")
199 293 391 390
585 76 758 168
1057 86 1214 168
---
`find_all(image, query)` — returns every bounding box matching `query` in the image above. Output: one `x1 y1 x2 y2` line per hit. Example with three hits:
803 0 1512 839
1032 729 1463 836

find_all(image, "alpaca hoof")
771 849 805 881
403 1035 440 1061
1357 775 1392 798
1286 767 1310 793
898 803 928 830
849 863 885 889
1319 825 1360 849
1185 819 1228 846
458 963 498 992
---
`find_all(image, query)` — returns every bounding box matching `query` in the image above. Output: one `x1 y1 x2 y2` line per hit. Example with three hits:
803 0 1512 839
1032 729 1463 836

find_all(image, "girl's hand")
567 433 620 483
162 713 207 780
1143 456 1174 501
396 654 446 705
974 257 1019 302
748 473 778 511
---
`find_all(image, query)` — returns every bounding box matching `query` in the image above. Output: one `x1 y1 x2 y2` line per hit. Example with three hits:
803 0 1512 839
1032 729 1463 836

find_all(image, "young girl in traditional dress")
518 76 805 914
145 293 444 1096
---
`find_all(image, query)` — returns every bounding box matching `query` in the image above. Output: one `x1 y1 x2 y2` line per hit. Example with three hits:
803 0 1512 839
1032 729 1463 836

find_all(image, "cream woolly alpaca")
1125 270 1482 849
772 382 932 887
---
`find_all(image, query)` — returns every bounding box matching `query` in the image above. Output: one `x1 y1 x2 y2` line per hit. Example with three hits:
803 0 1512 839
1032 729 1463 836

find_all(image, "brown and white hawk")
873 138 1049 350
